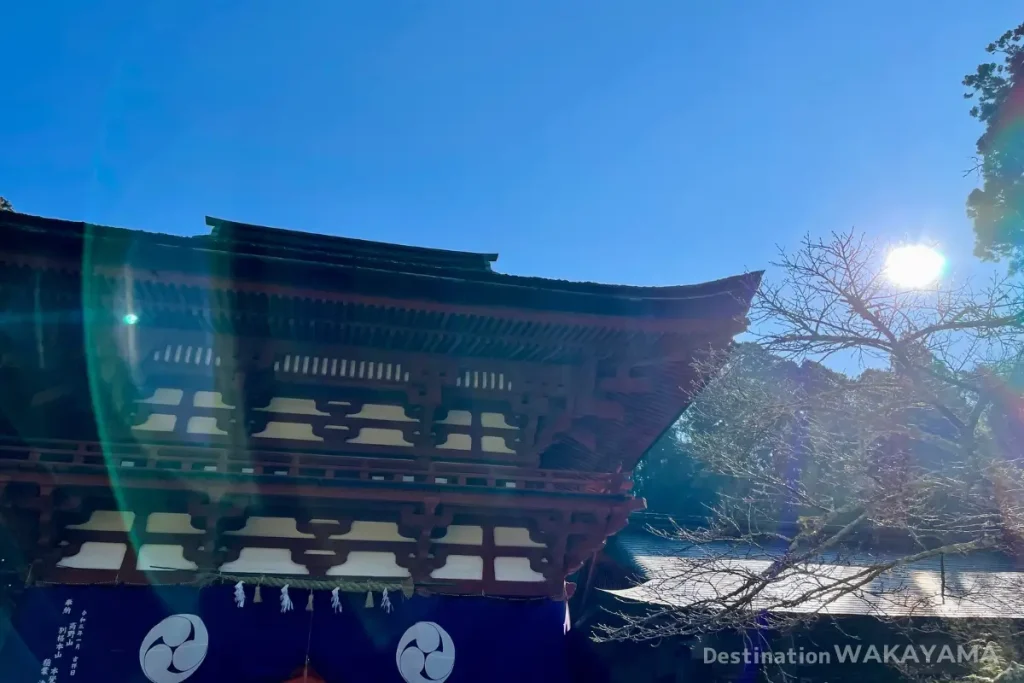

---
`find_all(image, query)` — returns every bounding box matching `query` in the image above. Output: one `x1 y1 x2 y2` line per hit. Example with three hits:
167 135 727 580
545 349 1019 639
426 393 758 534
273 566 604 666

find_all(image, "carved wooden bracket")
397 499 453 581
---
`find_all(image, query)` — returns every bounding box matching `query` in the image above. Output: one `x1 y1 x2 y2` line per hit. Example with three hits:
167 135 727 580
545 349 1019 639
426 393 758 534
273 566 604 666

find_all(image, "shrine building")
0 211 758 683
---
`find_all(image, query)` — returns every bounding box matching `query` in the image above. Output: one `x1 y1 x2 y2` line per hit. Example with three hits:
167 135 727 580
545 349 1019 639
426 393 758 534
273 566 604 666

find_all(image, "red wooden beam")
0 470 635 513
0 253 746 335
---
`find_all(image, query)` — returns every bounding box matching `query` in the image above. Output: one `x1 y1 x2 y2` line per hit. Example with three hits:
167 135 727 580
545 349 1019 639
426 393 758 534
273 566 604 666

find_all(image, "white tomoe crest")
396 622 456 683
139 614 209 683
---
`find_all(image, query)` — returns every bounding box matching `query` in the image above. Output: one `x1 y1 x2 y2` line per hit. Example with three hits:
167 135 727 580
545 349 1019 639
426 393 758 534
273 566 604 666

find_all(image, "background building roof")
603 531 1024 619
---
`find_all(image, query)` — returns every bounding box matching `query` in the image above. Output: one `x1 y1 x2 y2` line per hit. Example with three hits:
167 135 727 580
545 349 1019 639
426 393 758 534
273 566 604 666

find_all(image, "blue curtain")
2 586 572 683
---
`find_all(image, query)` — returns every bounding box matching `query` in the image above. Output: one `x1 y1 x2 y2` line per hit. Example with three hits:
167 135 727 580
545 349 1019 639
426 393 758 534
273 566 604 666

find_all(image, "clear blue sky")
2 2 1020 287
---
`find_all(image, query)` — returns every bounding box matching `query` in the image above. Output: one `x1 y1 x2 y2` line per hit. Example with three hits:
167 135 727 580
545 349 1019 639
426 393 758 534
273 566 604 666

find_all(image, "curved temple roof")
605 532 1024 619
0 210 761 474
0 211 762 322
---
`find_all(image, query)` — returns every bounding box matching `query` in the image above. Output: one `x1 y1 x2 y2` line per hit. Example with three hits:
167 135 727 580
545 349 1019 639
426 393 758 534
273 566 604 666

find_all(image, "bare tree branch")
600 231 1024 669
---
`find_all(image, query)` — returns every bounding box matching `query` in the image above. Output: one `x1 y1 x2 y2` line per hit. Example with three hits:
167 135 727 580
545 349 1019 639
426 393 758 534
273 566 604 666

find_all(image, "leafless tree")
597 231 1024 678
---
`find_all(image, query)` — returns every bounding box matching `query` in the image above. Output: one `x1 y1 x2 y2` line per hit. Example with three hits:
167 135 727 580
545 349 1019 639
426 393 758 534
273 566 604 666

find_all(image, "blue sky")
2 2 1021 287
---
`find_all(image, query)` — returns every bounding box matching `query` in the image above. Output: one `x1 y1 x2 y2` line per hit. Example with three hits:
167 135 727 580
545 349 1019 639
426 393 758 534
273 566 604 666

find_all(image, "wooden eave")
0 211 760 473
0 211 761 326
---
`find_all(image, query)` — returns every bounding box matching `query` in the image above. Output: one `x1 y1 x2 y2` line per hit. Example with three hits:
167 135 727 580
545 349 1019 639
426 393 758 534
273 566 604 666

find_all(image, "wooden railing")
0 437 632 496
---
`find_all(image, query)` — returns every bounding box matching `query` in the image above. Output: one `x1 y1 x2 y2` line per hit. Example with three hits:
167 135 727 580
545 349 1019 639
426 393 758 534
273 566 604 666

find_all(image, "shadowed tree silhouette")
964 22 1024 270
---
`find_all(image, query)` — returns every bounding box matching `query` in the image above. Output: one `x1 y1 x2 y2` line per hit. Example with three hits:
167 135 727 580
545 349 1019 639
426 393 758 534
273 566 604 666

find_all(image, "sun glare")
884 245 945 288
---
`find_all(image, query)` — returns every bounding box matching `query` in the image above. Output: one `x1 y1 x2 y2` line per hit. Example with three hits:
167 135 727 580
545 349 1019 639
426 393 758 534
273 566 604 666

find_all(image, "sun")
884 245 945 288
